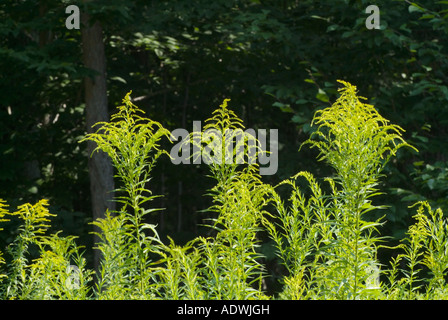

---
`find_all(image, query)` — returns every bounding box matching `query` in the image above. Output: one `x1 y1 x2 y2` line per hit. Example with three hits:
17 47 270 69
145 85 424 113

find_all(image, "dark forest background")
1 0 447 274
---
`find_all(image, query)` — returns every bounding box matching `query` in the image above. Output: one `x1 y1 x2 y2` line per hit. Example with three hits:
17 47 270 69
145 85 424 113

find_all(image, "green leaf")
295 99 308 104
409 4 425 13
304 78 315 84
419 14 435 20
427 178 435 190
111 76 127 84
341 31 355 38
326 24 339 32
316 88 329 103
291 114 307 124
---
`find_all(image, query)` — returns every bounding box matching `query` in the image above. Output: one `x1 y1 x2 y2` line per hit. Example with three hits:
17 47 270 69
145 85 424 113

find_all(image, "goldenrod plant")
81 92 171 299
305 80 417 299
264 80 418 299
197 99 271 299
384 201 448 299
26 233 92 300
2 199 55 299
2 83 448 300
158 99 271 299
0 200 9 282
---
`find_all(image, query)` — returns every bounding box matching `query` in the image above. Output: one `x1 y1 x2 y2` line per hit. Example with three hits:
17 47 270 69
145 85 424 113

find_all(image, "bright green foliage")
303 80 415 298
80 91 171 216
0 200 9 281
2 199 55 299
200 99 269 298
201 167 270 299
384 201 448 299
264 81 417 299
0 199 92 299
200 99 260 180
305 80 416 180
157 238 204 299
198 100 270 299
158 99 271 299
82 92 171 299
2 86 448 299
26 233 92 300
91 211 134 299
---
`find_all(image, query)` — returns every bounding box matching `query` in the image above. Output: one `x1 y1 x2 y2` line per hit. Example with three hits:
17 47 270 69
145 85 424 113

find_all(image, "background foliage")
0 0 447 294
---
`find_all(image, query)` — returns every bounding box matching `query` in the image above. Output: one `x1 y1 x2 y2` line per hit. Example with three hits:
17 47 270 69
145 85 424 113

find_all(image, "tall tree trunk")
81 8 115 272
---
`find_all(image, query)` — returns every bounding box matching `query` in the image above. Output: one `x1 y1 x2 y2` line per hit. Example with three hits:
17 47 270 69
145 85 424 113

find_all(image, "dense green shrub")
0 82 447 300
